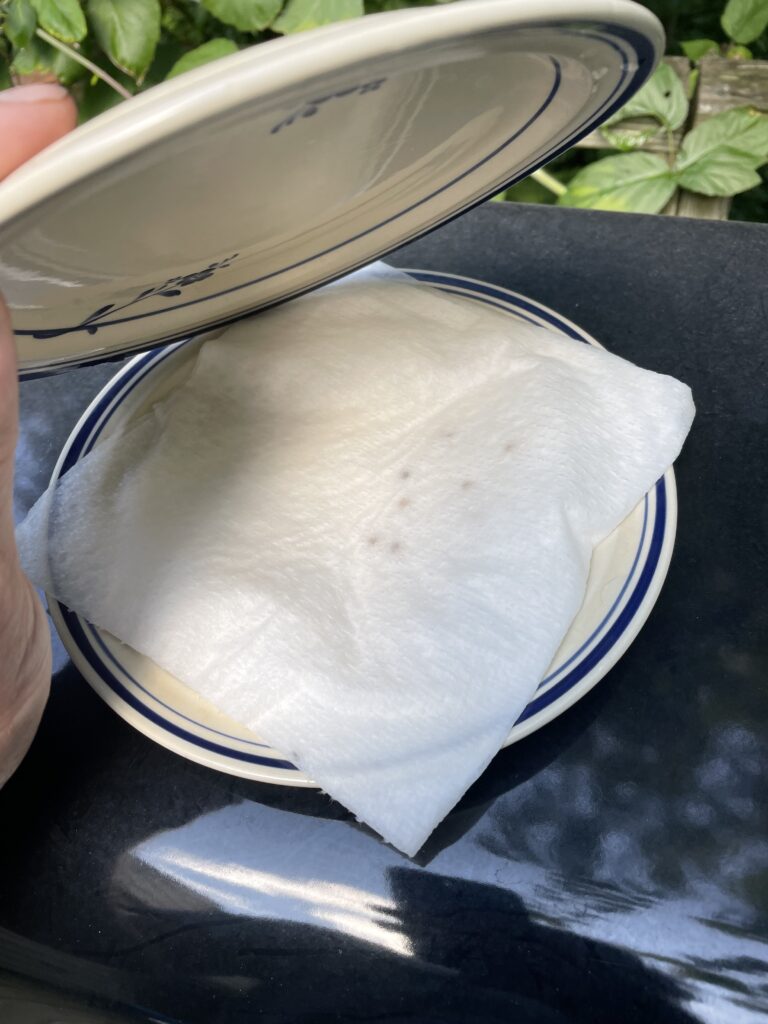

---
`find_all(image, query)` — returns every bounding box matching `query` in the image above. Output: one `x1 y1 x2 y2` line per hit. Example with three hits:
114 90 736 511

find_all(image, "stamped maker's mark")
271 78 387 135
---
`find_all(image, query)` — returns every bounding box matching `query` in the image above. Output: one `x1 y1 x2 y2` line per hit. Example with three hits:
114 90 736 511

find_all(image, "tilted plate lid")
0 0 663 378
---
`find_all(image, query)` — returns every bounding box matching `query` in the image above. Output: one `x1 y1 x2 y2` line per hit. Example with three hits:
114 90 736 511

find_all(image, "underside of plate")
0 0 663 377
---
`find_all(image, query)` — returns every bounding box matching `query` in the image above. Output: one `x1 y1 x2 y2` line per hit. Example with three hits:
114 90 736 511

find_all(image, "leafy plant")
680 0 768 61
552 0 768 216
720 0 768 48
88 0 161 84
0 0 366 102
165 36 237 79
558 65 768 215
598 62 689 153
200 0 282 33
559 151 678 215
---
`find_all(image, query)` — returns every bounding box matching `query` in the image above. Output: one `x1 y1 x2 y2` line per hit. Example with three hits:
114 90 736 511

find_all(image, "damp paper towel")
17 265 694 855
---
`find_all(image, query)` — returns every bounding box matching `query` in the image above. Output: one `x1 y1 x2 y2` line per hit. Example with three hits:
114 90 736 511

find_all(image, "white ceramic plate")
46 271 677 785
0 0 663 378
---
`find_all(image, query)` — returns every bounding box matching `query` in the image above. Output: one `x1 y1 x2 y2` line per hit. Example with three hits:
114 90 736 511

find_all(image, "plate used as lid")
0 0 663 378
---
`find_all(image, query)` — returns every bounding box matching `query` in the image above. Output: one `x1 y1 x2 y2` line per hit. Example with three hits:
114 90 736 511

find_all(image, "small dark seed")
368 536 379 546
398 497 410 508
390 541 401 553
400 469 411 479
462 480 473 490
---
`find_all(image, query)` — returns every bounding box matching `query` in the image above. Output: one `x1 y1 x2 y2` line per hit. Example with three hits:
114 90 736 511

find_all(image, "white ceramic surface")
46 272 677 785
0 0 663 377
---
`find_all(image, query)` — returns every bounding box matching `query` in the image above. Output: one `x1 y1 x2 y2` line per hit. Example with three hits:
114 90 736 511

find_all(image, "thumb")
0 83 78 180
0 295 20 578
0 83 78 571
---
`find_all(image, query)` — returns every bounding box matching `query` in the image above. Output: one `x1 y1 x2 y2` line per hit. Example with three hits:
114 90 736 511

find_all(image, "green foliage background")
0 0 766 220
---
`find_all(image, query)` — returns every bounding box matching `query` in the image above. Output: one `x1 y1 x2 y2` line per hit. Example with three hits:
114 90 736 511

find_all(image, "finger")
0 84 77 558
0 83 78 181
0 296 19 577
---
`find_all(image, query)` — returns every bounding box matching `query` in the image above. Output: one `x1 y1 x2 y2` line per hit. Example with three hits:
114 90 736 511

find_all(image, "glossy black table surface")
4 202 767 1023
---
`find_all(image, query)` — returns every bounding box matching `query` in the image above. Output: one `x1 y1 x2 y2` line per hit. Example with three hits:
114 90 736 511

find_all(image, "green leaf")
8 33 87 84
558 152 677 214
603 63 688 133
501 175 558 206
677 145 763 195
29 0 86 43
726 44 753 59
161 2 210 47
87 0 161 82
10 34 49 74
675 108 768 197
48 38 89 85
199 0 282 32
721 0 768 44
166 37 238 79
273 0 363 34
50 48 88 84
681 38 720 61
5 0 37 49
677 107 768 166
0 61 11 90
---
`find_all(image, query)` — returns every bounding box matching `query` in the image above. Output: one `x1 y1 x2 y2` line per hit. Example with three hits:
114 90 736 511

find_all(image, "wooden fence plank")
693 55 768 118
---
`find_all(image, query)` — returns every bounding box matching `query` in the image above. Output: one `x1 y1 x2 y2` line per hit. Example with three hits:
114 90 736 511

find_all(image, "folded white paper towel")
17 267 694 854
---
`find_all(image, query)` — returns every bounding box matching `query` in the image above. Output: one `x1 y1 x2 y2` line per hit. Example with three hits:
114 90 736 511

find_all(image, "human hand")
0 83 77 786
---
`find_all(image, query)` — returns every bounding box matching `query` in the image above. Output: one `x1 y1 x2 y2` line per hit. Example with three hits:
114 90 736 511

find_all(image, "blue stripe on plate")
516 478 666 723
539 493 649 689
408 272 586 340
85 619 271 749
61 610 296 769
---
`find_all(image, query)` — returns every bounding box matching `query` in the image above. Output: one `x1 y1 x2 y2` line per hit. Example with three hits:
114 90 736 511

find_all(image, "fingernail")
0 83 68 104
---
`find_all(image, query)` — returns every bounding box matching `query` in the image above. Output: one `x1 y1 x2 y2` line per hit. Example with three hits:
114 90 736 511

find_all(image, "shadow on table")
0 861 698 1024
1 856 704 1024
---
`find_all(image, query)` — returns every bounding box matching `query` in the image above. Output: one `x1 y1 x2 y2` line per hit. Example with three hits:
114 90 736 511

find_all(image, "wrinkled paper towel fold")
17 266 694 854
